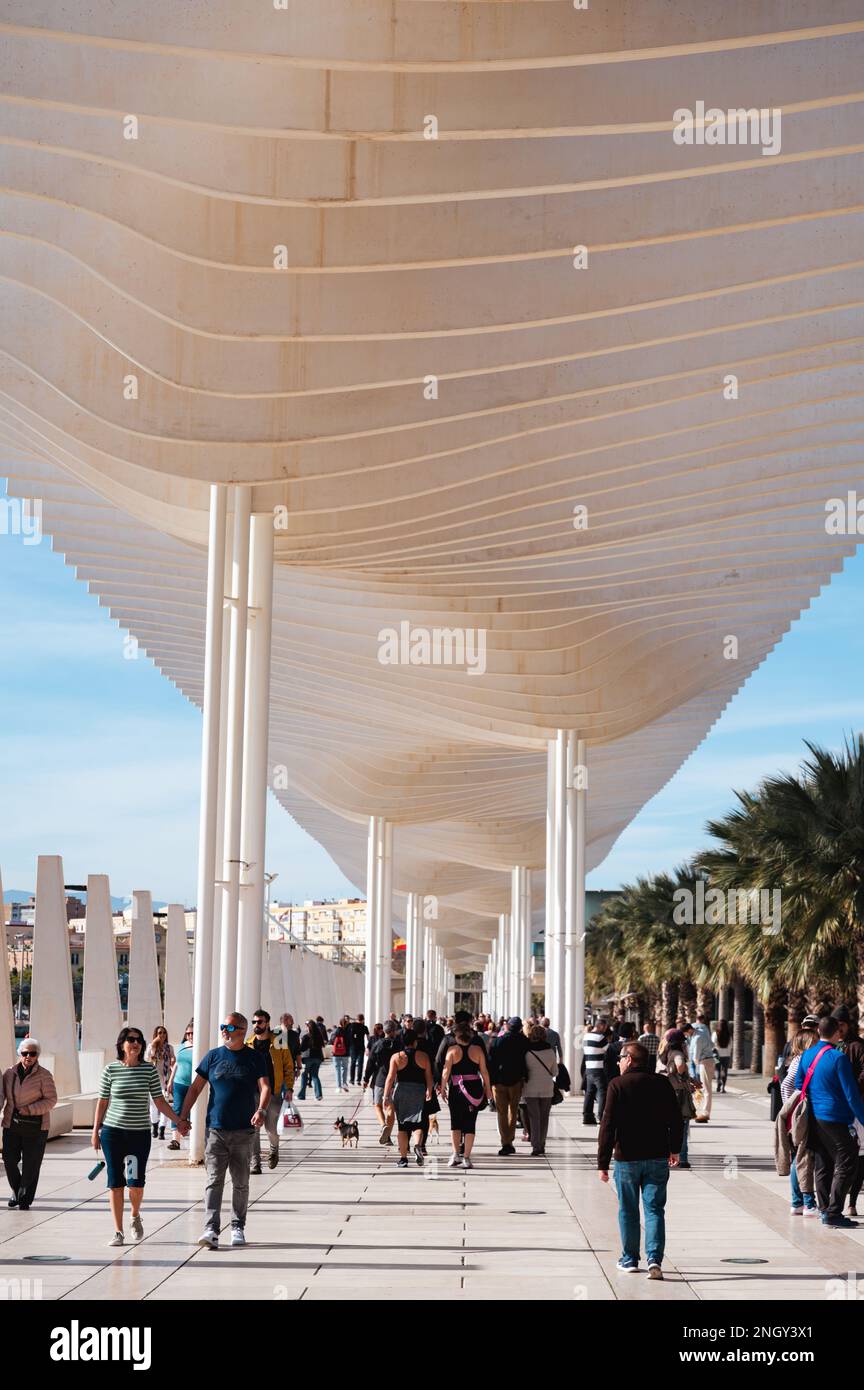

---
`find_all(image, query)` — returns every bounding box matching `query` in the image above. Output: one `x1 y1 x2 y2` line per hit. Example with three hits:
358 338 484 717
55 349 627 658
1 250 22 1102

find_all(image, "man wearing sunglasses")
178 1011 270 1249
245 1010 292 1173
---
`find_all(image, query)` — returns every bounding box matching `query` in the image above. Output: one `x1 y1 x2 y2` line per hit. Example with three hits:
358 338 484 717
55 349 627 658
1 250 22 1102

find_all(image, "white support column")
404 893 416 1016
510 867 522 1016
414 900 425 1015
364 816 380 1024
574 737 587 1080
0 867 15 1072
81 873 123 1054
544 740 556 1019
522 868 533 1017
563 732 588 1088
377 821 393 1020
208 531 233 1049
236 511 275 1023
128 890 163 1043
191 482 227 1163
550 729 567 1033
218 485 252 1025
30 856 80 1097
489 938 498 1019
165 904 193 1047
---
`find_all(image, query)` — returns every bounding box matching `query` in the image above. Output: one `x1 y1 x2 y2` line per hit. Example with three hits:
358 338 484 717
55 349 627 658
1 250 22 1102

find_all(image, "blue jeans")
297 1059 322 1099
679 1120 690 1164
790 1157 816 1209
333 1055 349 1088
613 1158 670 1267
172 1082 189 1133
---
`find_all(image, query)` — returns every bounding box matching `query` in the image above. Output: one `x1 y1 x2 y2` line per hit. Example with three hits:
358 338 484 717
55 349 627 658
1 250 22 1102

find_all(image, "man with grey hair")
179 1011 270 1249
2 1037 57 1210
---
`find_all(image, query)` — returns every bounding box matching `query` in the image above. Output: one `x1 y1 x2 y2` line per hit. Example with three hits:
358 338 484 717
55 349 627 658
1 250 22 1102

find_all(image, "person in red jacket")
598 1041 683 1280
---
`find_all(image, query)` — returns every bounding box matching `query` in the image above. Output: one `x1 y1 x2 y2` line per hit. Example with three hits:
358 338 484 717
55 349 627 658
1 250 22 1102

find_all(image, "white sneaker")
447 1153 461 1168
461 1157 473 1170
198 1230 219 1250
231 1227 246 1247
131 1215 144 1241
108 1231 124 1248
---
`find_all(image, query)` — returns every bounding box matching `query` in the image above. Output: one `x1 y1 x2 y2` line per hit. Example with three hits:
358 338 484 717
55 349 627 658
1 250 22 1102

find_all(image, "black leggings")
716 1058 729 1089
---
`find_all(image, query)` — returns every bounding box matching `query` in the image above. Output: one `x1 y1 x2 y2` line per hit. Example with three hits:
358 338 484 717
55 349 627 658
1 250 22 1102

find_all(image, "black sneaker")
396 1157 409 1169
582 1117 597 1125
249 1165 262 1176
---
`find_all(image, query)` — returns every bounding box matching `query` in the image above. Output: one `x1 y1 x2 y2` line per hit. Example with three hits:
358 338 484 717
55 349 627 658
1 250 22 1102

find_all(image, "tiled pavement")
1 1065 860 1300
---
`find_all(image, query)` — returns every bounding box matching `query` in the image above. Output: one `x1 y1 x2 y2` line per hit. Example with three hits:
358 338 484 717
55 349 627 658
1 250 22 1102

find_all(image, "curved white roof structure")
2 1 862 971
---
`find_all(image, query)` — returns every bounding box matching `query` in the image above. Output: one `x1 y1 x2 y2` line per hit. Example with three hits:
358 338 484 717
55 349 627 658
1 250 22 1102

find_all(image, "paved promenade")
1 1066 861 1301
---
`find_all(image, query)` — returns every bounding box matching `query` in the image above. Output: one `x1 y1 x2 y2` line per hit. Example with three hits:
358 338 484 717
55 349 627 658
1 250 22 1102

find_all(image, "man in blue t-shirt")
179 1011 270 1249
799 1015 864 1227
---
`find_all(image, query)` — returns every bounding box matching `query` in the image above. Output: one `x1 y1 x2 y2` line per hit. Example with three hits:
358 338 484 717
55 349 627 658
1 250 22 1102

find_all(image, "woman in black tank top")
383 1030 433 1168
441 1027 493 1170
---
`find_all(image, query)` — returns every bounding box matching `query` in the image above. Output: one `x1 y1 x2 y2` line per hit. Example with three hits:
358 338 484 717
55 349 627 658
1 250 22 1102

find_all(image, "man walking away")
637 1020 660 1069
604 1022 637 1084
598 1041 683 1279
180 1012 269 1249
245 1010 292 1173
540 1017 563 1061
425 1011 445 1055
690 1014 715 1121
347 1014 369 1086
799 1016 864 1228
583 1017 611 1125
489 1017 529 1155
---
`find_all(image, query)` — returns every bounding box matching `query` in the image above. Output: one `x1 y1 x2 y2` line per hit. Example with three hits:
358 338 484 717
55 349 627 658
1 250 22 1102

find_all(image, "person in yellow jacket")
246 1010 294 1173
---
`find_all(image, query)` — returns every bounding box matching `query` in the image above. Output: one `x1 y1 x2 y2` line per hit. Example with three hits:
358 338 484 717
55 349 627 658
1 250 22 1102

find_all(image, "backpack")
332 1031 347 1057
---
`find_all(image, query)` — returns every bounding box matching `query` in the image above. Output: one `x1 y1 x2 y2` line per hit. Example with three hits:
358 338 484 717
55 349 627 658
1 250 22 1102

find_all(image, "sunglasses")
20 1051 37 1058
126 1037 144 1045
220 1023 240 1034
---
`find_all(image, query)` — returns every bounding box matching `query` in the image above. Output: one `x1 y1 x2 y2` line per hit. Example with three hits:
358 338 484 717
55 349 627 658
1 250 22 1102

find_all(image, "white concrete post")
218 484 252 1025
510 867 522 1015
164 904 193 1046
551 729 567 1034
191 482 227 1162
127 890 162 1044
522 868 533 1017
0 867 17 1072
574 737 587 1081
208 532 233 1050
81 874 122 1053
364 816 380 1024
236 510 275 1023
544 739 556 1019
31 856 80 1096
404 892 416 1016
378 821 393 1020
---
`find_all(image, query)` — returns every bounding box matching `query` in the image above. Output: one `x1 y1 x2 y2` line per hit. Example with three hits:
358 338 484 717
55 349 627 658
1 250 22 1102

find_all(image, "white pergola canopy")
1 2 862 971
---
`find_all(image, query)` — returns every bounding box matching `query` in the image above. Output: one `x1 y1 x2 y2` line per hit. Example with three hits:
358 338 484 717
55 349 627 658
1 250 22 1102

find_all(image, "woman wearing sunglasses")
92 1026 189 1247
166 1020 194 1150
2 1037 57 1210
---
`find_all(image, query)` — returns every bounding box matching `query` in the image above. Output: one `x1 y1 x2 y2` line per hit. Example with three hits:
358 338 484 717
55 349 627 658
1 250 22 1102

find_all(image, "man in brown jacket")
2 1038 58 1209
598 1041 682 1280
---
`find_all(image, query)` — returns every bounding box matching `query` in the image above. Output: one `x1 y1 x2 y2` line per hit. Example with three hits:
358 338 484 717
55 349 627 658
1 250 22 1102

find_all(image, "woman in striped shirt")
92 1026 188 1248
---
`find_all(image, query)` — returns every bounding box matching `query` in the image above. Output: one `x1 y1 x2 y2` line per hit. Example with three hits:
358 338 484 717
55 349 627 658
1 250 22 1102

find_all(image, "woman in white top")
522 1024 558 1157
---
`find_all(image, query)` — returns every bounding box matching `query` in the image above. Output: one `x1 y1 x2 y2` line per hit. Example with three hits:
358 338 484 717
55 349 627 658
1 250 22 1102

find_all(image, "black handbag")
556 1061 571 1092
537 1053 564 1105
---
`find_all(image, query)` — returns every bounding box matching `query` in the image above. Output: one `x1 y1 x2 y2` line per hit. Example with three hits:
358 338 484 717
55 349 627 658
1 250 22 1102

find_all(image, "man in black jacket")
425 1010 445 1054
489 1017 529 1155
598 1041 683 1281
347 1014 369 1086
363 1020 399 1145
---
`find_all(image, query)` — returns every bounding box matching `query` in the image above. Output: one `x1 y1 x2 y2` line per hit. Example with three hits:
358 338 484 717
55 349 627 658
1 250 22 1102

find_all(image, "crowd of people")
4 996 864 1273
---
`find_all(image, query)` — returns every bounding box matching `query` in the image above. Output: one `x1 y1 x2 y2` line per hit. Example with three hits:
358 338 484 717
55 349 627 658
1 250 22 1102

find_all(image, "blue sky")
2 482 862 906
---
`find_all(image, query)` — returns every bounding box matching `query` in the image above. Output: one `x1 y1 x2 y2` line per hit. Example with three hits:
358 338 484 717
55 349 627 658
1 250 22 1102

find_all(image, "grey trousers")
251 1096 282 1165
524 1097 553 1154
204 1128 254 1232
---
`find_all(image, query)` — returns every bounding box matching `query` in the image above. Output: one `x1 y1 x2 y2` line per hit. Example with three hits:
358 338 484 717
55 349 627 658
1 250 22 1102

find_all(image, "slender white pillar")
364 816 380 1023
128 889 163 1045
510 867 522 1015
377 821 393 1020
208 532 232 1050
81 874 123 1053
191 482 227 1163
404 893 416 1015
551 730 567 1033
564 730 577 1085
236 511 275 1023
489 938 498 1019
0 867 15 1072
31 856 80 1097
522 868 533 1017
165 904 193 1046
574 737 587 1081
414 900 425 1014
218 485 252 1024
544 740 556 1019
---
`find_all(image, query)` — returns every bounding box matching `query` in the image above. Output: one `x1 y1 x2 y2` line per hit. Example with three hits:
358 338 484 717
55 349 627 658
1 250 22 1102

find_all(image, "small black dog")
334 1116 360 1147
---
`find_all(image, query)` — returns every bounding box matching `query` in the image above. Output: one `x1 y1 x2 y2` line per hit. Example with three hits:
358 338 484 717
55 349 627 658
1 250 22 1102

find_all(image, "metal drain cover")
23 1255 70 1263
509 1209 546 1215
722 1257 768 1264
